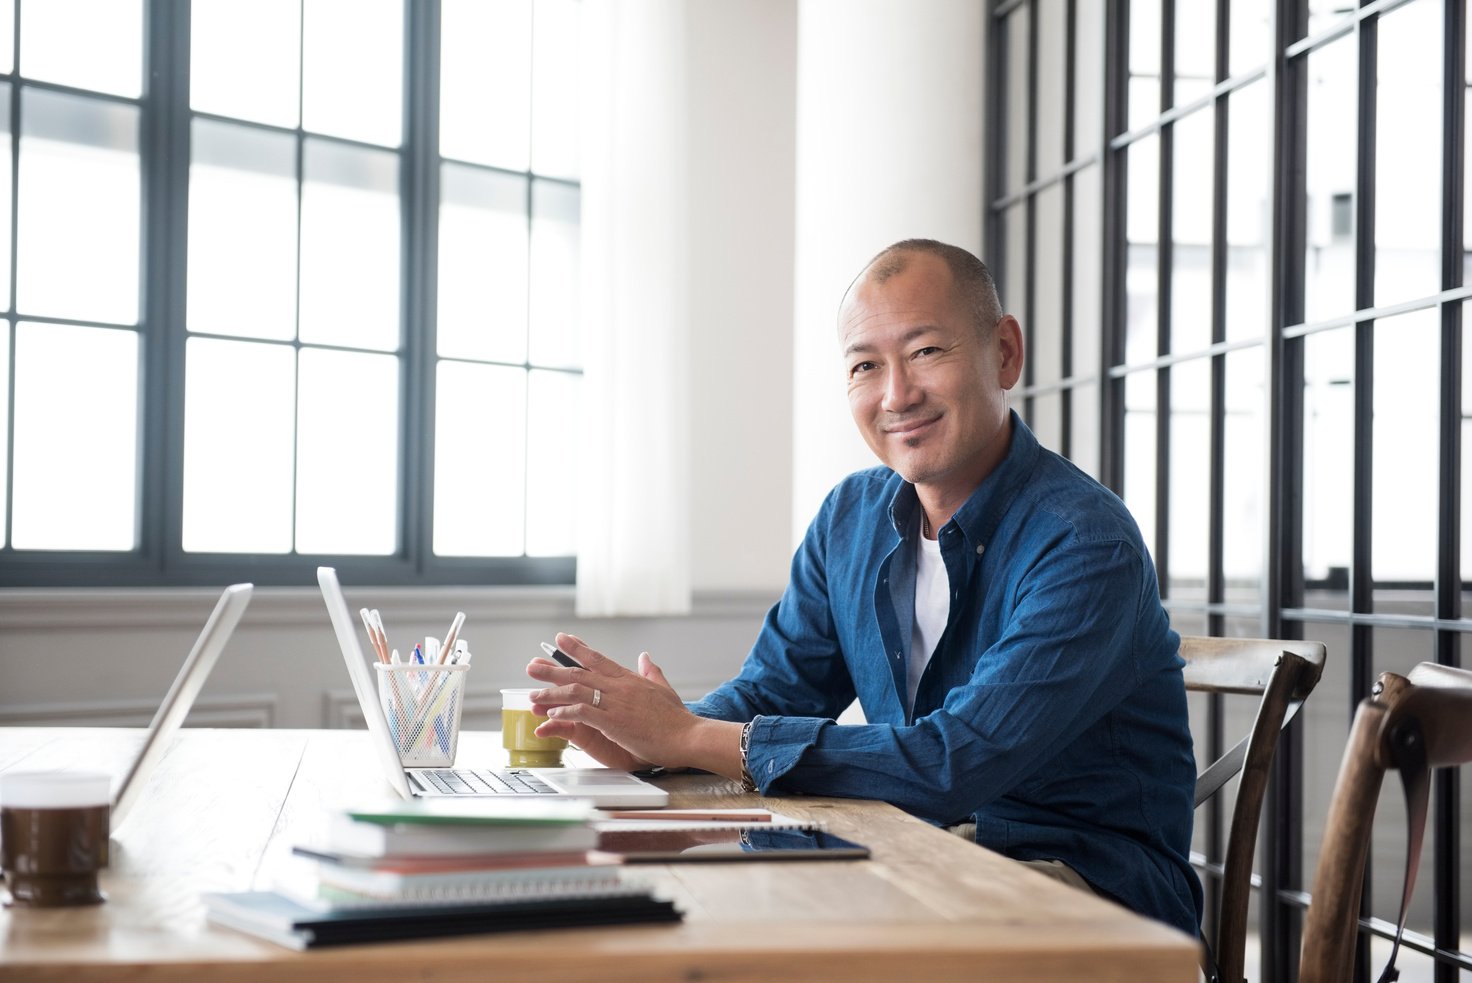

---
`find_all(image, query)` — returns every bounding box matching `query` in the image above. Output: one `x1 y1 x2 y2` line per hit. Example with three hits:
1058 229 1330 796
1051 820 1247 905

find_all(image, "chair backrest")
1179 636 1327 983
1299 662 1472 982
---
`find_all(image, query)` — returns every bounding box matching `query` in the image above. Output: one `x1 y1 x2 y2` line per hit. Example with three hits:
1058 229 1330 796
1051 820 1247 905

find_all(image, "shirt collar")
885 409 1041 554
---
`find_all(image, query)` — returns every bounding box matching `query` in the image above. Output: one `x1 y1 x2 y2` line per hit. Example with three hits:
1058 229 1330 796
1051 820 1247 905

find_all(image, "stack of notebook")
203 799 679 949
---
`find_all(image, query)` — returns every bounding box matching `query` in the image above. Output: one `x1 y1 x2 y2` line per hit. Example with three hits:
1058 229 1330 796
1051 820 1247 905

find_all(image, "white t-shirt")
907 531 951 714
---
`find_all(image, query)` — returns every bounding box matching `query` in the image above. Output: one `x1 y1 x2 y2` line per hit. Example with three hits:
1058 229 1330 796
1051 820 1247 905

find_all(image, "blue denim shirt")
687 412 1203 937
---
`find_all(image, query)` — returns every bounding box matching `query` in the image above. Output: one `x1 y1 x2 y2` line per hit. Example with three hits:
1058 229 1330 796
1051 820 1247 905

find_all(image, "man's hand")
525 633 745 781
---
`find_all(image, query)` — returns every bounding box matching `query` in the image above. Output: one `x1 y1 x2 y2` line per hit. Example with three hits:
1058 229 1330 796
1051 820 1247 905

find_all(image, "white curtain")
575 0 692 617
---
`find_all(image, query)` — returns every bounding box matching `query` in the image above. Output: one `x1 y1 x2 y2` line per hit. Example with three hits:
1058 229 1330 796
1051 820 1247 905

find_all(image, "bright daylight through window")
0 0 583 586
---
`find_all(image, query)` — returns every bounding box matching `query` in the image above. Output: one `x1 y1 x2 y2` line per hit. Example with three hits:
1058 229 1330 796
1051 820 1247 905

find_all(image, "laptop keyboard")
419 768 558 795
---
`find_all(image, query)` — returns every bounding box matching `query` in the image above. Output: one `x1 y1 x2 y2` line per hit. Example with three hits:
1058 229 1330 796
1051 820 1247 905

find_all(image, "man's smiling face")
838 251 1022 502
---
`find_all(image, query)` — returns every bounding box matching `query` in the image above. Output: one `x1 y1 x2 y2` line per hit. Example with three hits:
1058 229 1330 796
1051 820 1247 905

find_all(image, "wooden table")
0 727 1199 982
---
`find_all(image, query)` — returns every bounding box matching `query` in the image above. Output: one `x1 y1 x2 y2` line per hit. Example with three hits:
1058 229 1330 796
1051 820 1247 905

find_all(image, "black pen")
539 641 584 669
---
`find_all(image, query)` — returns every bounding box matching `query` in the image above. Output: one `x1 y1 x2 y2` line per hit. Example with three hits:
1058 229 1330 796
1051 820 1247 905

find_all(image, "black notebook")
202 889 681 950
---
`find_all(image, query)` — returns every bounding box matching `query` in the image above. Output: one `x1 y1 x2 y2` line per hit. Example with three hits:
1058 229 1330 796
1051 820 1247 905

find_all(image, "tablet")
597 825 871 862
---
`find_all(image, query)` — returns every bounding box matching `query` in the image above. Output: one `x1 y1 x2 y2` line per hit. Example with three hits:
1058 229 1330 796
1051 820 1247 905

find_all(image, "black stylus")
539 641 584 669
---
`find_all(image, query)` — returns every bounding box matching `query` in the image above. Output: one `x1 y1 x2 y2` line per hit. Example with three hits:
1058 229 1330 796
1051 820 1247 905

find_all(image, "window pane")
1074 0 1103 154
1372 308 1437 612
531 0 581 179
1001 202 1026 330
182 337 294 554
526 369 578 556
1171 106 1213 354
529 180 579 369
12 323 136 550
20 0 140 98
1464 302 1472 609
0 83 12 307
1225 81 1270 343
433 361 526 556
0 323 8 545
296 347 399 555
1307 0 1351 38
1168 359 1210 601
1375 0 1442 308
440 0 531 169
1032 181 1064 387
1222 347 1264 601
188 119 298 340
1174 0 1216 104
1129 0 1161 130
1304 39 1357 324
17 89 139 324
1072 163 1102 379
1298 617 1352 893
1301 329 1354 608
1069 379 1100 479
0 0 12 76
302 0 402 147
1467 8 1472 262
1004 6 1031 193
1228 0 1269 78
1126 134 1160 365
438 164 528 364
1036 0 1065 177
299 139 400 350
1029 390 1062 452
1123 369 1158 559
190 0 301 128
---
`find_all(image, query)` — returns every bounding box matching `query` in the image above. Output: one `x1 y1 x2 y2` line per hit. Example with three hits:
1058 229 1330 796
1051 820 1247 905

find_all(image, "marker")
539 641 583 669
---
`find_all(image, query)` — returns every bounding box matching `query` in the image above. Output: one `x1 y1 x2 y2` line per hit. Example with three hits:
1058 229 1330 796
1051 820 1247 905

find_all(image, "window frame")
0 0 577 588
988 0 1470 978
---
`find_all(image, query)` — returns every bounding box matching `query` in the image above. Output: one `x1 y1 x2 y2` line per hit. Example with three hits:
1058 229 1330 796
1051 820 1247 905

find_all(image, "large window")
0 0 581 587
990 0 1468 979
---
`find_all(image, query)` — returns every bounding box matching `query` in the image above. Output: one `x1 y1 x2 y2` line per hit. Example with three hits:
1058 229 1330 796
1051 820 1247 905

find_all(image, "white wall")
686 0 798 593
791 0 986 543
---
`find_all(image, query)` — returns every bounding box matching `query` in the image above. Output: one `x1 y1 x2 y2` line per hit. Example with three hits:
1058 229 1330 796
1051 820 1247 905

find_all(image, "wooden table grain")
0 727 1200 982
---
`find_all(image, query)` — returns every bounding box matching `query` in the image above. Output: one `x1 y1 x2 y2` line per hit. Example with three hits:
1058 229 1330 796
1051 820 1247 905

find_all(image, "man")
527 239 1202 936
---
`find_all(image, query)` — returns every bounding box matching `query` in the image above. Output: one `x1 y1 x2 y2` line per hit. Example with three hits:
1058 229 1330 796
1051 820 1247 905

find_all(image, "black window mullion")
1433 3 1466 980
1060 0 1076 459
1264 0 1310 975
145 0 190 578
1101 0 1130 493
1154 0 1174 598
404 0 440 573
1201 0 1231 945
1347 11 1380 980
3 0 17 554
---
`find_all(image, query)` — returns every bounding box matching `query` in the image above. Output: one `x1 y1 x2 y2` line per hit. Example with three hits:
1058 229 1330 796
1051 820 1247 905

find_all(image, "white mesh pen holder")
374 662 470 767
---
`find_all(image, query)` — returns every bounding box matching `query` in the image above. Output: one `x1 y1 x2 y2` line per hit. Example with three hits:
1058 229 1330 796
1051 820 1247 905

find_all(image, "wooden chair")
1300 662 1472 982
1180 636 1328 983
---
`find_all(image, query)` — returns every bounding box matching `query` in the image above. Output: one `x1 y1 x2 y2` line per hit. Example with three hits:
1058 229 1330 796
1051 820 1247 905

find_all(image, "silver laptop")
111 582 254 832
317 566 668 808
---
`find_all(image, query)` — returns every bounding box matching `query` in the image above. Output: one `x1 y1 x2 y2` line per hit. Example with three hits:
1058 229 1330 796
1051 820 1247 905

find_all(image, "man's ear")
995 315 1024 390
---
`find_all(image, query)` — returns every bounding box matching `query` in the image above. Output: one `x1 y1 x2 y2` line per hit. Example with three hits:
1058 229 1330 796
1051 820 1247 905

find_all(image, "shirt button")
976 543 985 556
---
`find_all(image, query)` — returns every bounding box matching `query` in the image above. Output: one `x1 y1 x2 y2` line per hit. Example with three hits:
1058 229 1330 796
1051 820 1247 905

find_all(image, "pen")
539 641 583 669
413 643 424 665
439 611 466 665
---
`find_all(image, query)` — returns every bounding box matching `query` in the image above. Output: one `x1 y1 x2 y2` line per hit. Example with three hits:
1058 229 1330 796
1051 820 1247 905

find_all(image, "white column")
791 0 986 544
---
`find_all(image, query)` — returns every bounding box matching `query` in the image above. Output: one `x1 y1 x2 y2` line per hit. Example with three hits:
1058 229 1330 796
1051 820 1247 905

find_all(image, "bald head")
843 239 1004 336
